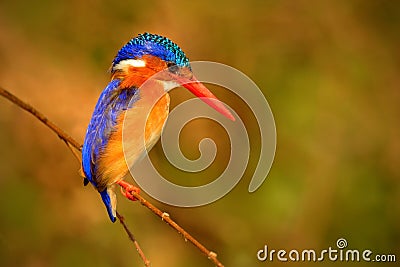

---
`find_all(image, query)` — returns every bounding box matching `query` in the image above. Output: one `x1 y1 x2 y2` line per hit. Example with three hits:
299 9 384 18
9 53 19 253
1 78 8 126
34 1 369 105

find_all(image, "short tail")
100 188 117 222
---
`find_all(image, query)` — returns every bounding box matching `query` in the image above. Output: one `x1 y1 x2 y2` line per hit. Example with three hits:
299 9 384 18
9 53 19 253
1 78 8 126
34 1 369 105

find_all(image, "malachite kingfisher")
82 33 234 222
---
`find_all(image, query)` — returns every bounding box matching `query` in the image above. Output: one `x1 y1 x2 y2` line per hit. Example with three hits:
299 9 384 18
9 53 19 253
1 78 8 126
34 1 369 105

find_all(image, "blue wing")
82 79 139 222
82 79 121 185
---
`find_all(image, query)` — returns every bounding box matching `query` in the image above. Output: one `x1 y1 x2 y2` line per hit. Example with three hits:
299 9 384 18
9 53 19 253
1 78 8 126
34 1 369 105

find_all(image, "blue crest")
112 33 190 69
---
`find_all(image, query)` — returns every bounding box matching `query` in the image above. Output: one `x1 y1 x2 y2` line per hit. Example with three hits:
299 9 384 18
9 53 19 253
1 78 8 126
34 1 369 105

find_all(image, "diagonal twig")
119 180 223 266
116 212 151 267
0 86 148 265
0 86 225 267
0 87 81 151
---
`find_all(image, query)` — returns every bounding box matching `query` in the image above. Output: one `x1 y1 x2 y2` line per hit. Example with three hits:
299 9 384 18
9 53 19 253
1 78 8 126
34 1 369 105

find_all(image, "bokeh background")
0 1 399 266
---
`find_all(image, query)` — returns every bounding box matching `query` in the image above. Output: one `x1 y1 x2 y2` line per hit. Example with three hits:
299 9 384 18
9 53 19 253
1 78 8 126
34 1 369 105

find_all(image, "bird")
82 33 235 222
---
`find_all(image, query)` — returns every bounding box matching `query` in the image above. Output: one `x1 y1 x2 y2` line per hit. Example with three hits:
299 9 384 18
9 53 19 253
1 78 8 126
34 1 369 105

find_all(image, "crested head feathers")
112 33 190 71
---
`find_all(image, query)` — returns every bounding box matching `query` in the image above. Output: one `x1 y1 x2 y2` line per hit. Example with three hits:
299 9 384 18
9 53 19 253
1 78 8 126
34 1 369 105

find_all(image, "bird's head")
111 33 235 121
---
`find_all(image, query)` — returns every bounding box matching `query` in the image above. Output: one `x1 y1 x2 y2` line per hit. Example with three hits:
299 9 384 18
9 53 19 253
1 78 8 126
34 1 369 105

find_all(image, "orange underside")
96 90 170 191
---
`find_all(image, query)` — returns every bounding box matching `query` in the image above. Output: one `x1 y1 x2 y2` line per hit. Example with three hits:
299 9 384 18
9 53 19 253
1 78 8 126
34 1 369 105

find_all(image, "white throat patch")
114 59 146 70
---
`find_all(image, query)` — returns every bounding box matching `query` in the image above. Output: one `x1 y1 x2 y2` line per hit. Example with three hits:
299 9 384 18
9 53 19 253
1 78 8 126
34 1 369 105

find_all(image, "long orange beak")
175 75 235 121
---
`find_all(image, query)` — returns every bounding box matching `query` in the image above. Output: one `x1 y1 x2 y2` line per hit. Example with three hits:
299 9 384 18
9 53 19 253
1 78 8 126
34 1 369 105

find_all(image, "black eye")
167 62 179 73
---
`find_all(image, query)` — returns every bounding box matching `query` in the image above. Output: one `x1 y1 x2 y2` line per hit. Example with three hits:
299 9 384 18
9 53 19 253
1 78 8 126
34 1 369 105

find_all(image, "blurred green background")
0 0 399 266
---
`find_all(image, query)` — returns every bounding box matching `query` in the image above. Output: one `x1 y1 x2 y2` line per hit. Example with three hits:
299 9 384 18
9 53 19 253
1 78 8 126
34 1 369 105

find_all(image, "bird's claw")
117 180 140 201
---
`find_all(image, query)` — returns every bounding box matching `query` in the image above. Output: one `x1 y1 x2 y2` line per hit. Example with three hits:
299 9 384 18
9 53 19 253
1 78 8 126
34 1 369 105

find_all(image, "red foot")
117 180 140 201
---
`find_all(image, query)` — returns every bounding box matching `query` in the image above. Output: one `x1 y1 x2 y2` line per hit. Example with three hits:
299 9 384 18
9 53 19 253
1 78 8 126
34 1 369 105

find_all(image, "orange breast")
96 82 170 190
145 93 170 148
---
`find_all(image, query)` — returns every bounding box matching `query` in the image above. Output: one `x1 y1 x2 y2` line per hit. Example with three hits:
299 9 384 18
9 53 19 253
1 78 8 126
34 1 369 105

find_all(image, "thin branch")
0 86 225 267
0 87 81 151
0 86 149 265
118 181 224 267
0 87 150 266
117 212 151 267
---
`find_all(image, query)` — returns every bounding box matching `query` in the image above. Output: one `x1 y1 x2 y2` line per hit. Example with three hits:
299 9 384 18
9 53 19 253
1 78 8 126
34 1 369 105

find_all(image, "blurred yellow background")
0 1 399 266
